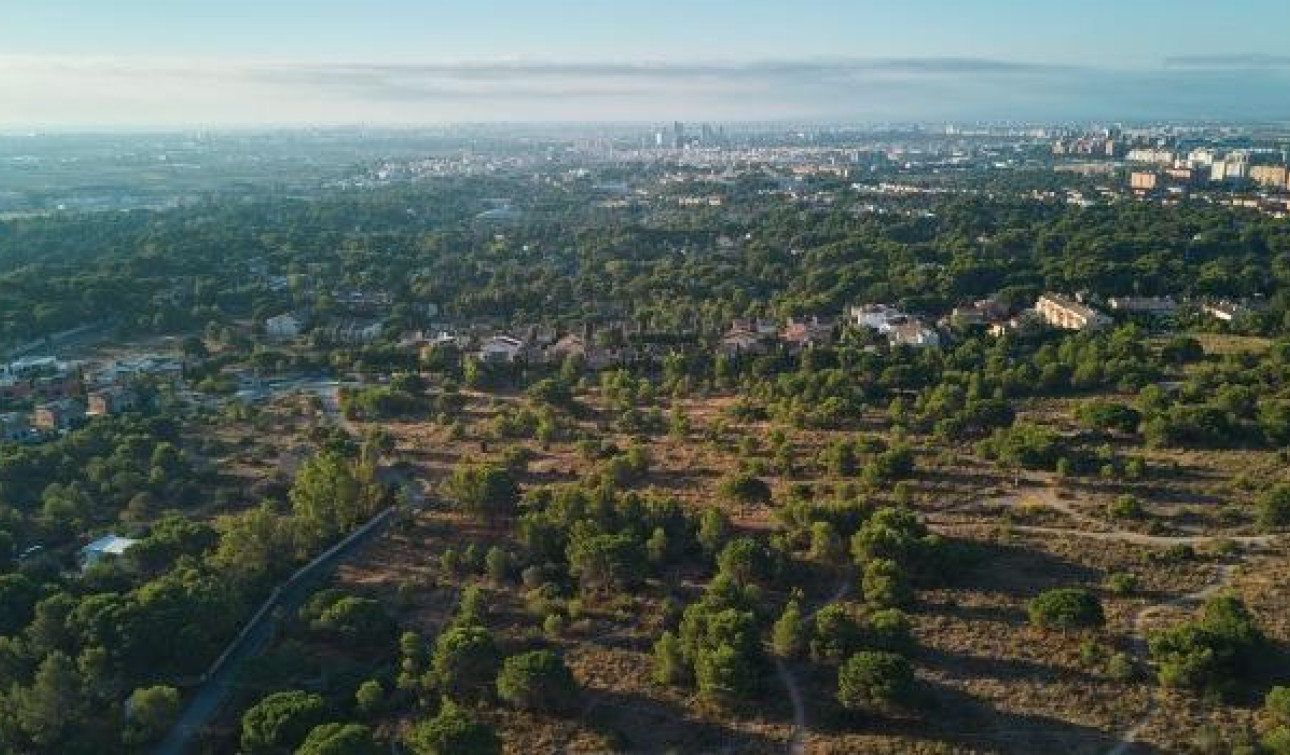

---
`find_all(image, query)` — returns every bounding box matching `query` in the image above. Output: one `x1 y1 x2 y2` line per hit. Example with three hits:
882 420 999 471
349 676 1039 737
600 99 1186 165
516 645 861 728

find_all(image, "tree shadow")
579 687 785 754
813 680 1161 754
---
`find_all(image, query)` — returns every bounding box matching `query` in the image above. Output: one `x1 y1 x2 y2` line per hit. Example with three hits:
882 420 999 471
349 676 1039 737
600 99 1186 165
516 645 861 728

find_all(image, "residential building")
477 335 526 364
781 317 835 351
1035 294 1111 331
1251 165 1289 190
32 399 84 431
850 304 909 331
1107 296 1178 316
87 386 138 416
265 313 306 341
1203 300 1249 323
1130 172 1159 192
887 321 941 348
80 534 139 570
950 298 1008 328
0 412 29 442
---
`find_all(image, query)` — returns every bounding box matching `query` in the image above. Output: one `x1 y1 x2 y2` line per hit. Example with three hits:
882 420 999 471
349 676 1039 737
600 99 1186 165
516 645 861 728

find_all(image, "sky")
2 0 1290 127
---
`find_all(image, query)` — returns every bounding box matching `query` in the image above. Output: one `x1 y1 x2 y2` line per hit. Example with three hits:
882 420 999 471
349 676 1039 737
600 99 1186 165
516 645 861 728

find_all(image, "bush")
837 651 915 713
1027 588 1105 630
405 699 500 755
1107 495 1145 520
496 650 578 712
1257 484 1290 531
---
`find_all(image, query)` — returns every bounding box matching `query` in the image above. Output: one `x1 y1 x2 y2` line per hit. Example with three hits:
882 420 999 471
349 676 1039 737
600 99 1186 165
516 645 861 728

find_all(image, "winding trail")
774 575 851 755
1104 562 1239 755
954 478 1275 755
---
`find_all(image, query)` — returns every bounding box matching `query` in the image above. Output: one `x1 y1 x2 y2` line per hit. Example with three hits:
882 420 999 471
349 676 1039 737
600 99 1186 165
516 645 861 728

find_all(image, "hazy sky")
3 0 1290 127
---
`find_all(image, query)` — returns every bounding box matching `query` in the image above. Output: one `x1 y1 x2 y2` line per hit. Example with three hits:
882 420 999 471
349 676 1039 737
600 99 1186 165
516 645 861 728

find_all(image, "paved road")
154 505 398 755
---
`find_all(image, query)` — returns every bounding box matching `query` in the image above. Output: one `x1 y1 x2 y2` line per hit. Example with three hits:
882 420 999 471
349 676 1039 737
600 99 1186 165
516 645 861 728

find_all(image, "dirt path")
775 575 852 755
1104 562 1239 755
962 478 1270 755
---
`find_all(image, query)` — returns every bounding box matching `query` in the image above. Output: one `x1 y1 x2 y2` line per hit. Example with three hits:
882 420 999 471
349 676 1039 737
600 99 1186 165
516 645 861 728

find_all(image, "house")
265 313 306 341
87 386 138 416
718 329 769 357
1203 300 1249 323
546 334 589 362
80 534 139 570
1107 296 1178 316
1035 294 1111 331
850 304 910 331
950 298 1008 328
718 319 779 357
851 304 940 349
781 317 835 351
32 399 84 432
988 310 1045 338
0 412 29 443
888 321 941 348
323 320 384 345
477 336 526 364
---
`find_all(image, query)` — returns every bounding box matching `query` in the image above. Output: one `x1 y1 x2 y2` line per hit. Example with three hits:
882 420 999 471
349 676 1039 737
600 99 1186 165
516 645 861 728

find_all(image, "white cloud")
0 55 1287 127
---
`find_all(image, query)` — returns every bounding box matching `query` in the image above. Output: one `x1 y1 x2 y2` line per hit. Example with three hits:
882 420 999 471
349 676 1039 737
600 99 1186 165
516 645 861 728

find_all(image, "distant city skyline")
3 0 1290 127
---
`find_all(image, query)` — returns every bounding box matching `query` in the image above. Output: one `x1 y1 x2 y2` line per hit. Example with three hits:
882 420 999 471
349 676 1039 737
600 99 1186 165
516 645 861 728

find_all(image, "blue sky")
2 0 1289 126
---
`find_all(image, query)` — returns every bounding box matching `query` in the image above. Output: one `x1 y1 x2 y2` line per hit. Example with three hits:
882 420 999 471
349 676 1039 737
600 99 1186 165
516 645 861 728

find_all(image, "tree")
10 651 85 749
0 573 40 635
716 537 771 585
527 378 573 407
354 679 384 717
697 508 732 555
811 604 861 662
1149 595 1265 694
290 450 374 543
431 625 500 701
653 630 687 685
771 600 807 659
695 643 757 705
124 685 181 745
868 609 915 653
240 690 328 755
405 698 500 755
717 472 772 506
297 723 382 755
1027 588 1105 630
808 521 846 565
444 464 519 519
496 650 579 712
837 651 915 714
307 594 396 647
567 530 644 595
862 558 912 609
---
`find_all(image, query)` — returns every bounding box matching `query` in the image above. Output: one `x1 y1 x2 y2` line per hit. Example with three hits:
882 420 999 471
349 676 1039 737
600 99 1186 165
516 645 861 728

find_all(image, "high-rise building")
672 121 686 149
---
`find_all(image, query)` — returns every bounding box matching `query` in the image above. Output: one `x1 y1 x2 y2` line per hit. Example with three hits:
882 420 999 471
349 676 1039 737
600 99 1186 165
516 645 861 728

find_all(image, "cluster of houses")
265 312 385 345
0 354 176 444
